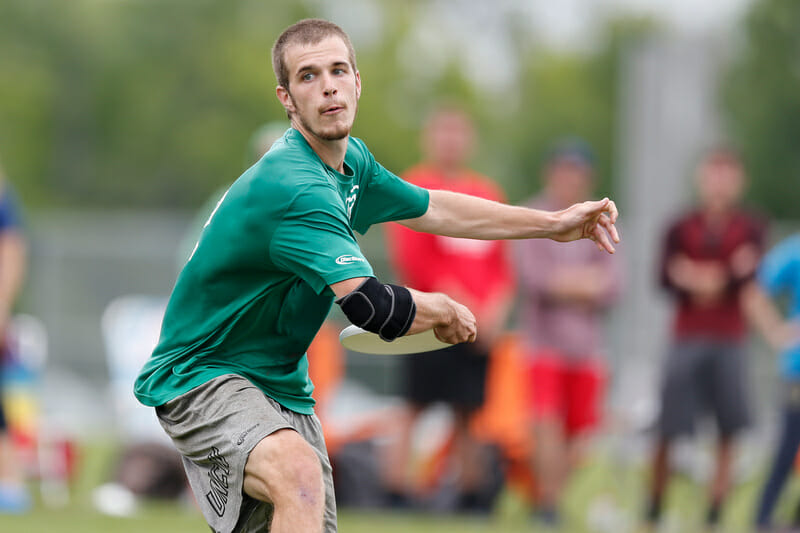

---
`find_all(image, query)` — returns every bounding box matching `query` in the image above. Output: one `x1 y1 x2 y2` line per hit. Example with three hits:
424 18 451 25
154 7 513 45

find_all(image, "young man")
743 235 800 531
0 167 28 513
646 147 766 529
134 19 620 533
514 139 623 526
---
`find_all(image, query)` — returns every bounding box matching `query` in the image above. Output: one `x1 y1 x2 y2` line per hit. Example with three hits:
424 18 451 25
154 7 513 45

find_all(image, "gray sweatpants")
155 374 337 532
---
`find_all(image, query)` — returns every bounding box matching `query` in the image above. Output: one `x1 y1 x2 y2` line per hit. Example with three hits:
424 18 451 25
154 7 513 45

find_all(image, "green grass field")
0 439 796 532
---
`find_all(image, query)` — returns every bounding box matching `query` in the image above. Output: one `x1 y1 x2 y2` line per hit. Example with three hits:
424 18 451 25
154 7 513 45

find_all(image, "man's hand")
546 265 613 305
433 295 478 344
407 288 477 344
730 243 760 281
550 198 620 253
667 254 728 305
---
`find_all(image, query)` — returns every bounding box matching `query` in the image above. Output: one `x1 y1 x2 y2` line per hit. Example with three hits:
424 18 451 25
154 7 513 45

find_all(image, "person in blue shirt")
744 234 800 530
0 166 29 513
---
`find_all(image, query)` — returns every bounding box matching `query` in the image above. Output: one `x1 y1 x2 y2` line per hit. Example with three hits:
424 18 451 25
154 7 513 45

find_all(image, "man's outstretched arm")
398 189 620 253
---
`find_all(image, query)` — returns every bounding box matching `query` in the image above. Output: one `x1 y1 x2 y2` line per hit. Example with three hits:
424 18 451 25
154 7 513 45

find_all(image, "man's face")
697 158 745 213
277 36 361 142
545 159 594 206
423 111 475 169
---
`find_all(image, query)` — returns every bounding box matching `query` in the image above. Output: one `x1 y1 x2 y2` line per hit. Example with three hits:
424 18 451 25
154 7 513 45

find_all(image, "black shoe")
706 500 722 526
456 491 493 515
645 496 662 525
384 490 415 510
532 506 560 527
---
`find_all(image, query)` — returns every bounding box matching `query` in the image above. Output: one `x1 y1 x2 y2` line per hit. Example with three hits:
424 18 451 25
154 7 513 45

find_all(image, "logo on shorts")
336 254 365 265
236 424 259 446
205 446 230 518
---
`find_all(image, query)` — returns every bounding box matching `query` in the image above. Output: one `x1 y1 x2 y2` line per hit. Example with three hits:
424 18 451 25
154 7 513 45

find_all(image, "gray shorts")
155 374 336 533
657 339 751 439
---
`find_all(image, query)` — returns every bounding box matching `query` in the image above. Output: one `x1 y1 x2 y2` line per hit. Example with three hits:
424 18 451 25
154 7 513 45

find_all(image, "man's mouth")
322 105 344 115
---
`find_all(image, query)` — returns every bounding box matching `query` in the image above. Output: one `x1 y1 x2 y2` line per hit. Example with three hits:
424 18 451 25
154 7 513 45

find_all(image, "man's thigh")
658 341 705 438
526 349 567 423
564 357 606 438
708 341 751 436
243 413 337 533
155 374 294 533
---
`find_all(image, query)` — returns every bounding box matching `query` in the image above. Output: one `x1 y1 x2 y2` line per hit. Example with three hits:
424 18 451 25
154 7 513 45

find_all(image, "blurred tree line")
724 0 800 220
0 0 796 216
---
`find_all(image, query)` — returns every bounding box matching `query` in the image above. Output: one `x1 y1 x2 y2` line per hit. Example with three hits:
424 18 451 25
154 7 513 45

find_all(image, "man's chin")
316 128 350 141
295 114 353 142
319 132 348 141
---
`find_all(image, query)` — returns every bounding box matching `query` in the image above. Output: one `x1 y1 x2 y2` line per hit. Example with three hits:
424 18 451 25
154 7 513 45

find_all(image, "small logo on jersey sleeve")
336 254 366 265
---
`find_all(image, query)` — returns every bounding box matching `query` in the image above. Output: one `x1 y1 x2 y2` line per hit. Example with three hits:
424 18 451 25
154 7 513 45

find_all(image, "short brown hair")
704 145 742 167
272 19 357 90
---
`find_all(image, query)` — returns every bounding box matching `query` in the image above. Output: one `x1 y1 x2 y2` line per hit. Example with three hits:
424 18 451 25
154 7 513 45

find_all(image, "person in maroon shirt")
645 147 767 530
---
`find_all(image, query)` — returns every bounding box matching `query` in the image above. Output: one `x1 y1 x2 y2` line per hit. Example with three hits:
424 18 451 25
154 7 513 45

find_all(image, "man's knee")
243 428 324 509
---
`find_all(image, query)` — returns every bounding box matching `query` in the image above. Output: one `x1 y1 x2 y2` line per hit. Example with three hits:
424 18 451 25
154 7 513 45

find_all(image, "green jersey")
134 128 429 414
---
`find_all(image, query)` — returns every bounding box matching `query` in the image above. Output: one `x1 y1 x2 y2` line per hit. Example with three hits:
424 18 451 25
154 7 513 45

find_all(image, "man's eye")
333 68 344 75
302 73 314 81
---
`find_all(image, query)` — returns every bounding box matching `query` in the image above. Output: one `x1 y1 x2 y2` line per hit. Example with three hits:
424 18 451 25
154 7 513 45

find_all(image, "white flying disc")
339 325 451 355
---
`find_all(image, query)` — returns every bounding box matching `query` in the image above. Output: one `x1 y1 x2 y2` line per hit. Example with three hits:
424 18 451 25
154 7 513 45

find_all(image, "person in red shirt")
645 147 767 529
383 105 515 512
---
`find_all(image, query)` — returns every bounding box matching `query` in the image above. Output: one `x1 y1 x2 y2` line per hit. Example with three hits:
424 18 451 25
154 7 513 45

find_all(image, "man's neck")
544 189 579 210
429 161 463 180
292 122 348 173
702 204 735 225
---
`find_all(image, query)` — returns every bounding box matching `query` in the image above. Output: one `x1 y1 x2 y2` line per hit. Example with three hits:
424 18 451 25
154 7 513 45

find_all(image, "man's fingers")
598 214 620 243
593 225 616 253
606 199 619 224
584 198 609 215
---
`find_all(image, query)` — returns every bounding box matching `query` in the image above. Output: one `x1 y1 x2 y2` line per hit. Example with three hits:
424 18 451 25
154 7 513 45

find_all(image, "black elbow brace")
335 277 416 342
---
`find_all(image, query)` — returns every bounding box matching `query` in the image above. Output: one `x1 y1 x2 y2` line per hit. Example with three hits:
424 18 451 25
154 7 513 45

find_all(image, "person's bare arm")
330 277 476 344
666 254 728 305
544 265 614 305
398 189 620 253
0 231 26 331
741 282 800 350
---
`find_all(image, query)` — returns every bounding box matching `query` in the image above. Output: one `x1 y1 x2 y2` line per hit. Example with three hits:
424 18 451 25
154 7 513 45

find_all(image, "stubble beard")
291 94 355 141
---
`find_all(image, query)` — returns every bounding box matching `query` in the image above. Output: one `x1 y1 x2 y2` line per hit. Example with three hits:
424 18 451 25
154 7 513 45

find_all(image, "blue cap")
547 137 595 169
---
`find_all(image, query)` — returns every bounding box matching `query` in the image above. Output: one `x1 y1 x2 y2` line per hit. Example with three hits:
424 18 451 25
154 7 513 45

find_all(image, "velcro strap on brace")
335 277 416 342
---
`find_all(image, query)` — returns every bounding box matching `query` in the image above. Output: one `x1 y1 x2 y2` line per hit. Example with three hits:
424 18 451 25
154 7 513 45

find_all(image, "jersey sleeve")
758 236 800 297
351 145 429 234
0 186 23 232
270 183 374 294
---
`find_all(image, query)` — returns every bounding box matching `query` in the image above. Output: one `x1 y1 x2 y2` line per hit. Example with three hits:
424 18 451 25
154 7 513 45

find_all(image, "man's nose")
322 74 338 97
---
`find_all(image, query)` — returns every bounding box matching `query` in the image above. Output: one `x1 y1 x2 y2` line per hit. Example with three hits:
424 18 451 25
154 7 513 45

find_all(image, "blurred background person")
383 104 515 513
177 121 288 268
743 233 800 531
646 146 767 530
93 122 288 516
513 139 623 527
0 162 29 512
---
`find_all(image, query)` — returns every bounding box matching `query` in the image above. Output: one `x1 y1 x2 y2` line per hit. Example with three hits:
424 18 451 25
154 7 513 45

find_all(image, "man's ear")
276 85 295 114
355 70 361 101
